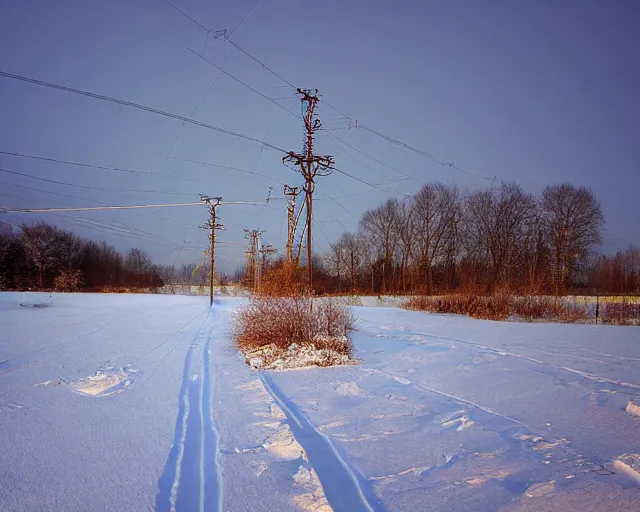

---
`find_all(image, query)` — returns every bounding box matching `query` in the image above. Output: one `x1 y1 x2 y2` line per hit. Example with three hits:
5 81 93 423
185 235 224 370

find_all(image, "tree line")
313 181 638 295
0 220 164 291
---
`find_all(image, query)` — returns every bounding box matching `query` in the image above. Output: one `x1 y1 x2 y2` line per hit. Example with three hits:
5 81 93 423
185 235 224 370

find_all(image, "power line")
0 70 289 154
358 125 494 181
161 0 209 32
325 131 421 184
227 0 262 38
166 155 286 185
187 49 299 118
0 180 111 205
224 38 297 89
0 149 205 184
2 202 204 214
1 198 280 214
327 164 410 197
201 38 497 182
0 166 198 197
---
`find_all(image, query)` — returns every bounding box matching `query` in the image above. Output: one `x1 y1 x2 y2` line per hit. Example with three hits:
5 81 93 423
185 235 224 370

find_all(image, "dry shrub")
54 269 83 292
258 263 308 297
602 301 640 325
233 295 355 364
404 294 589 323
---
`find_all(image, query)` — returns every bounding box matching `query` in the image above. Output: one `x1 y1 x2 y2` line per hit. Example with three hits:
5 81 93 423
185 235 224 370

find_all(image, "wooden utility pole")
283 89 334 289
200 195 223 306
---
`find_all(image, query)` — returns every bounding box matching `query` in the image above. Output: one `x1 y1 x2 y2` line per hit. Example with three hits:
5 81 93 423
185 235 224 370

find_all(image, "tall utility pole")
200 195 223 306
283 89 334 289
283 184 301 265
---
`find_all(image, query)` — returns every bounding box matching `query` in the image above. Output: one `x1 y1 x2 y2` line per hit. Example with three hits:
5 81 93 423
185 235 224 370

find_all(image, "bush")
233 295 355 368
54 269 83 292
404 294 589 323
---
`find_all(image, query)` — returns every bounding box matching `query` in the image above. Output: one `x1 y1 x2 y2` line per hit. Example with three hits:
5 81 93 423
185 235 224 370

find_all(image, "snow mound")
72 364 138 397
525 480 556 498
35 378 62 387
612 454 640 486
243 340 356 370
626 401 640 417
335 381 368 396
292 465 332 512
262 424 305 460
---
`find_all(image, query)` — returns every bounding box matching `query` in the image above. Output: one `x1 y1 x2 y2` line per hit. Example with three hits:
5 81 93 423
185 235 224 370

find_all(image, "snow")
243 340 354 371
1 293 640 511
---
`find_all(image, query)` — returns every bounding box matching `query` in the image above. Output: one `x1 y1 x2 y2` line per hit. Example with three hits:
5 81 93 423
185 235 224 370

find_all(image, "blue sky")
1 0 638 273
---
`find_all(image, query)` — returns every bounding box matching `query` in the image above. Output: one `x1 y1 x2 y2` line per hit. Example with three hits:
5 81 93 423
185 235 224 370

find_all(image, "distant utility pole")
200 195 223 306
244 228 264 293
283 89 335 289
259 243 277 288
283 184 302 265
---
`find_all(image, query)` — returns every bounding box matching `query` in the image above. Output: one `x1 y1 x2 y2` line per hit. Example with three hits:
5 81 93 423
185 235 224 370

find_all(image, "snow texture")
1 293 640 511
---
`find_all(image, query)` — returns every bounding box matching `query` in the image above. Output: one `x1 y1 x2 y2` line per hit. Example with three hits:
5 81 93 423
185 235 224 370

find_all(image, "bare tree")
462 182 536 293
331 232 362 292
396 198 414 293
411 183 459 294
539 183 605 294
21 222 82 289
359 198 401 293
0 223 16 289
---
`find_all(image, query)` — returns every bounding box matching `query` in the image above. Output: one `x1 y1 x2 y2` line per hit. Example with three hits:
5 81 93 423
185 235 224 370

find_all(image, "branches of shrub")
233 295 355 358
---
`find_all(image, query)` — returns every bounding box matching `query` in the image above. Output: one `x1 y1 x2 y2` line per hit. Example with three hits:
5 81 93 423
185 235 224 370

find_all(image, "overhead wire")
325 130 421 184
166 155 286 185
206 39 498 183
187 49 299 118
0 71 289 154
0 166 198 197
227 0 262 38
0 149 203 184
0 180 112 205
161 0 209 32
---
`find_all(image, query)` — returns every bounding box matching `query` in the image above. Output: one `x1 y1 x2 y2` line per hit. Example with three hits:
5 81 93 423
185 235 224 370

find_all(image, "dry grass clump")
233 295 356 369
404 294 589 323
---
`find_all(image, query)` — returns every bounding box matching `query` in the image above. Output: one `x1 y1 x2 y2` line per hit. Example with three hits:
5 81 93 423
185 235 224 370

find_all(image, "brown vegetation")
404 294 590 323
233 295 355 368
602 301 640 326
322 182 628 296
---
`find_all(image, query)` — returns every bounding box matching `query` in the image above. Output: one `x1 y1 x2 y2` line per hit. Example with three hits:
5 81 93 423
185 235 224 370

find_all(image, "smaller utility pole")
200 195 223 306
284 185 301 265
244 229 264 293
259 243 277 288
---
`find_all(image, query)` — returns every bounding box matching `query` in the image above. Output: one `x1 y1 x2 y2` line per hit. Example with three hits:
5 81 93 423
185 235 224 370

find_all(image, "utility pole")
200 195 223 306
244 229 264 294
259 243 277 287
283 184 301 265
283 89 334 290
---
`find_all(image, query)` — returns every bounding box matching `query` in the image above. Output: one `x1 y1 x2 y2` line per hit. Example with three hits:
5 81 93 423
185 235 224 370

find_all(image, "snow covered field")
1 293 639 511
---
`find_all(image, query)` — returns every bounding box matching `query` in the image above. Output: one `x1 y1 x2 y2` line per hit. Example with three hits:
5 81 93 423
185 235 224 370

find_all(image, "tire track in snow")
156 310 221 512
260 373 386 512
